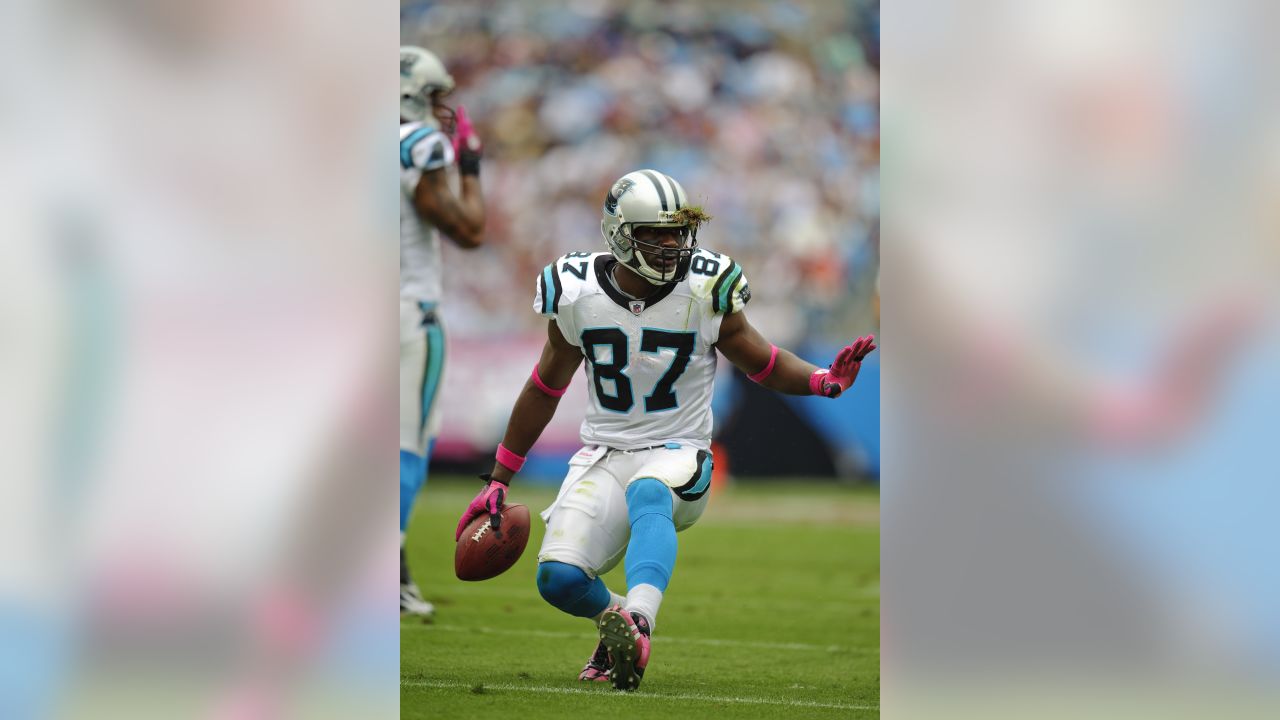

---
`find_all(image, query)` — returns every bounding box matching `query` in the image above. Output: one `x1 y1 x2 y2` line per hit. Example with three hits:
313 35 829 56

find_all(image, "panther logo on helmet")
603 178 635 217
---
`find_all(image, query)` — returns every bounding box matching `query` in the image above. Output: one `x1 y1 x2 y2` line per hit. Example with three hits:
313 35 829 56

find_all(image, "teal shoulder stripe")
538 269 548 314
716 265 743 314
400 128 438 169
541 265 558 314
710 260 738 313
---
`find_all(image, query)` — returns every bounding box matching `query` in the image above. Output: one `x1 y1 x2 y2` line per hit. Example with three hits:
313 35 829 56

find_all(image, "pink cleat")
598 606 651 691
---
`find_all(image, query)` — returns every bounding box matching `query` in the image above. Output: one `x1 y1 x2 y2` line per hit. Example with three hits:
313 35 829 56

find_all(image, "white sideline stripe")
404 623 879 654
403 680 879 711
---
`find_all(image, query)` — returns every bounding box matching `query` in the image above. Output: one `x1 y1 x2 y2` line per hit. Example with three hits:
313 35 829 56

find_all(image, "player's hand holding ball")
452 104 482 176
454 474 530 581
455 474 507 540
811 334 877 398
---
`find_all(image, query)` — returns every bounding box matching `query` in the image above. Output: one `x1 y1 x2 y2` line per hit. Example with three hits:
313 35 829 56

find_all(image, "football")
454 504 531 581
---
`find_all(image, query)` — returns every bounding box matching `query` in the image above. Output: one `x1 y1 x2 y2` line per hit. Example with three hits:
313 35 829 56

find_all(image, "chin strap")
630 255 687 286
609 262 668 296
638 271 669 287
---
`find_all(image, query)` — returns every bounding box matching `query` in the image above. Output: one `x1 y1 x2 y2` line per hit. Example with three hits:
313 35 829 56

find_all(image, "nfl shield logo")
629 301 645 316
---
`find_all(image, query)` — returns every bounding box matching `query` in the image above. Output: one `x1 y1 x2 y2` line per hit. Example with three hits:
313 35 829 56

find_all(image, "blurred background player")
400 45 486 618
454 169 877 691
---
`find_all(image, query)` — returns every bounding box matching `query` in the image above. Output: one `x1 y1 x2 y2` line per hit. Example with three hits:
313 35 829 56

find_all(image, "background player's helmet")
400 46 455 124
600 170 698 285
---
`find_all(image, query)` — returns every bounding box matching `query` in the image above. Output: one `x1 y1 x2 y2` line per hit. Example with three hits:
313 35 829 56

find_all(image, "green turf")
401 476 880 719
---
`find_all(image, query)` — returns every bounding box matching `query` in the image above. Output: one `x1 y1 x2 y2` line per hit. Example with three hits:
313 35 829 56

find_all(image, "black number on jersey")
561 261 589 280
581 328 633 412
581 328 696 414
640 330 696 412
690 256 721 277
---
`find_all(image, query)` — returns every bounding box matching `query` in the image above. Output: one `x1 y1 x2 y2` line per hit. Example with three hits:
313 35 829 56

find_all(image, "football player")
400 46 486 619
455 170 876 690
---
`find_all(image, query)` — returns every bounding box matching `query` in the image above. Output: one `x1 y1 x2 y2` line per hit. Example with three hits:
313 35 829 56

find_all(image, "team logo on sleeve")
737 285 752 305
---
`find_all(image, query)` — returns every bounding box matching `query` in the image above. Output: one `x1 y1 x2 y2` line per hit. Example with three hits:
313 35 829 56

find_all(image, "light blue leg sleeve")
624 478 677 591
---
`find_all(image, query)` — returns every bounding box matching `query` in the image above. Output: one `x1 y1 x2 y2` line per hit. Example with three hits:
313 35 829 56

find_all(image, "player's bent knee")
625 478 673 525
536 561 590 604
536 561 608 617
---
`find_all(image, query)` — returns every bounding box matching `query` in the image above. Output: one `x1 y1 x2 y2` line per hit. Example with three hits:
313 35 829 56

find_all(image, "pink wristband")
495 444 526 473
747 345 780 384
530 364 569 398
809 369 830 396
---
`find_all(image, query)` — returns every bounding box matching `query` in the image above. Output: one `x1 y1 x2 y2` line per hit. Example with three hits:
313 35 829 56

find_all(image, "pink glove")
811 335 877 398
455 474 508 541
451 104 482 156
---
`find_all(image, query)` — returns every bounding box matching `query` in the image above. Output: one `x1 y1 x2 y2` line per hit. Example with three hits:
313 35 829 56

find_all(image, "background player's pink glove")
452 104 482 176
811 335 877 398
455 474 507 541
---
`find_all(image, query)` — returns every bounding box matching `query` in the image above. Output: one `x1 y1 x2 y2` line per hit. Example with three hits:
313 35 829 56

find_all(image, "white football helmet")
600 169 698 285
400 46 455 123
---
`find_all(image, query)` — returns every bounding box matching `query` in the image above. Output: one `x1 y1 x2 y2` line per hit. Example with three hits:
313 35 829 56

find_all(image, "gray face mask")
626 225 697 284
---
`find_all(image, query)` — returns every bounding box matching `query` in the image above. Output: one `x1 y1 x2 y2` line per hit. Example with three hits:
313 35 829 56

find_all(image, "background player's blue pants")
625 478 677 591
402 306 444 536
400 447 429 533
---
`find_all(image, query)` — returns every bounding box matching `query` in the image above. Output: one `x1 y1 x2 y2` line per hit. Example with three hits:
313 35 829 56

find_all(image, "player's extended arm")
715 310 876 397
489 319 583 481
455 319 583 540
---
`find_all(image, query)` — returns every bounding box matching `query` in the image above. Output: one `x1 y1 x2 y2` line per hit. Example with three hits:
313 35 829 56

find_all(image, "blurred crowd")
402 0 880 345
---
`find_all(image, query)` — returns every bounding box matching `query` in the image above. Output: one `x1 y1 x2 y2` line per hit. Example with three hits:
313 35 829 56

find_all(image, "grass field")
401 476 880 719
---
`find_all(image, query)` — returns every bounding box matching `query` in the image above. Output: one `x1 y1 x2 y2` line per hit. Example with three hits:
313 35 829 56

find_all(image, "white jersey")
400 120 455 303
533 250 751 451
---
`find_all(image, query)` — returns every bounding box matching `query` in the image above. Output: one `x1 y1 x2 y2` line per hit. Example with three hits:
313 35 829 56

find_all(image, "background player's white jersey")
534 250 750 451
400 120 455 302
